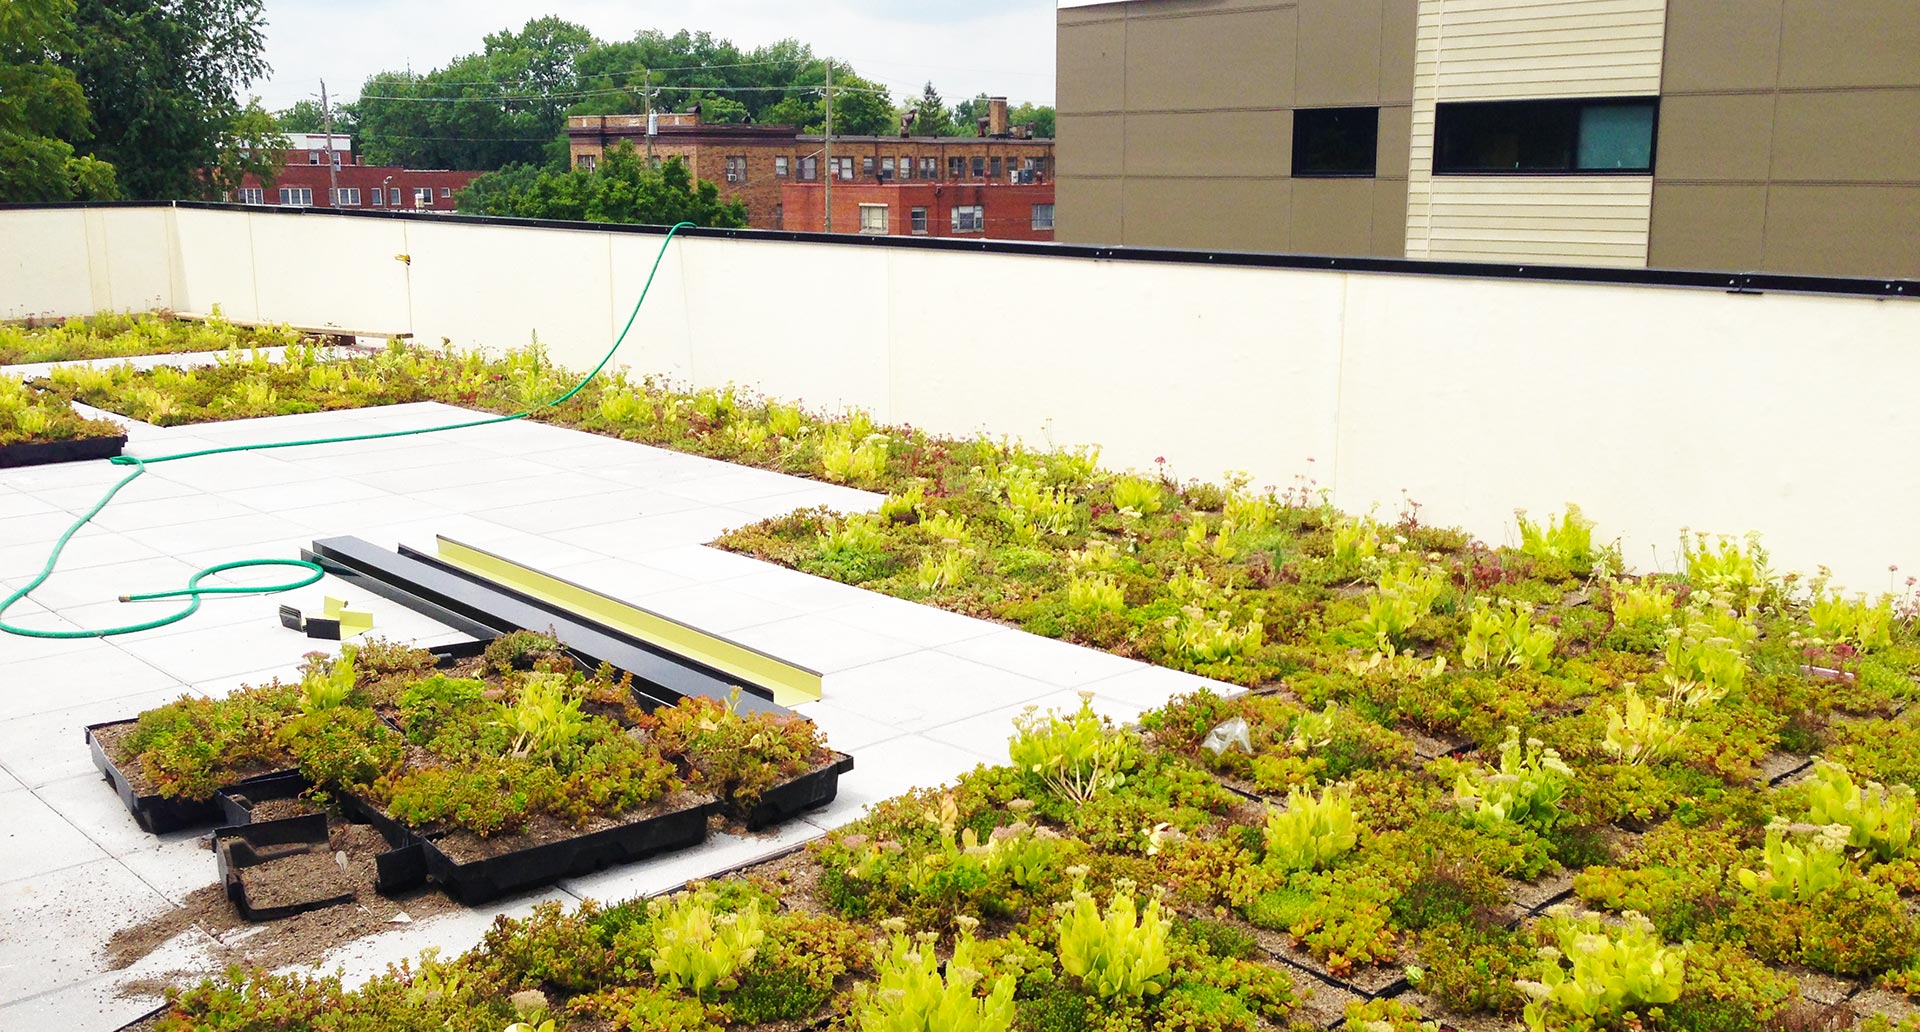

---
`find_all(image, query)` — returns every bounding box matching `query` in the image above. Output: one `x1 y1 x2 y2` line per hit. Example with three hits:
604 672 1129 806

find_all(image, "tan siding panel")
1648 183 1769 270
1660 0 1783 93
1123 8 1298 112
1058 113 1127 179
1778 0 1920 90
1291 177 1378 255
1769 90 1920 184
1417 177 1653 265
1654 94 1776 182
1124 110 1292 178
1055 177 1124 245
1297 0 1388 107
1122 177 1295 251
1058 20 1128 114
1763 184 1920 278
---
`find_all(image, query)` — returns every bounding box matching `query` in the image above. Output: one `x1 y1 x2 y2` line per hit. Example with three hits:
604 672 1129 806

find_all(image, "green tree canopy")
208 98 288 198
0 0 118 201
275 98 357 137
454 143 747 228
1008 101 1055 139
906 82 956 137
356 27 901 171
59 0 271 199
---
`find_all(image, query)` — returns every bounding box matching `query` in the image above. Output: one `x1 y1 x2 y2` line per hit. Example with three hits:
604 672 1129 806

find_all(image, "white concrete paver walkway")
0 400 1230 1028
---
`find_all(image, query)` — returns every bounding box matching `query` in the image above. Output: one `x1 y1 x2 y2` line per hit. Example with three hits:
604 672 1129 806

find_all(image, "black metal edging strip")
302 536 791 716
4 200 1912 300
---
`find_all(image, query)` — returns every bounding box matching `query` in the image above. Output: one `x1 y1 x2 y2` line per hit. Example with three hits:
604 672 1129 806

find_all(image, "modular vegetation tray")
0 432 126 468
89 632 851 909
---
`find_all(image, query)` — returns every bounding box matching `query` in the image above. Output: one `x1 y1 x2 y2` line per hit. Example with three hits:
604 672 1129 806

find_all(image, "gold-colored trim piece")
433 536 824 706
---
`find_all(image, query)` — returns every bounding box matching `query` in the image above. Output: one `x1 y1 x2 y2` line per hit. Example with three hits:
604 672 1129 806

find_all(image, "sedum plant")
1066 572 1126 615
1515 503 1596 569
915 547 971 593
1454 727 1574 834
1601 693 1689 766
1608 579 1675 633
1055 877 1172 1000
856 928 1014 1032
1681 531 1770 605
649 890 768 997
820 427 891 487
1108 475 1164 517
1803 759 1915 861
1661 603 1753 710
1462 599 1557 672
1263 783 1361 873
1161 604 1265 664
501 674 587 760
298 647 360 713
1330 517 1380 566
1008 696 1133 803
1359 565 1447 650
1517 907 1686 1032
1809 592 1895 651
1000 468 1078 541
1736 821 1852 901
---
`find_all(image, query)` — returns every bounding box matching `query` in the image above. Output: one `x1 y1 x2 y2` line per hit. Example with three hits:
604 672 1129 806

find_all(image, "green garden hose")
0 222 696 641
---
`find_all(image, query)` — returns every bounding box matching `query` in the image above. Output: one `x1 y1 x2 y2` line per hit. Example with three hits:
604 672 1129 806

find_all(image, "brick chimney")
988 96 1009 137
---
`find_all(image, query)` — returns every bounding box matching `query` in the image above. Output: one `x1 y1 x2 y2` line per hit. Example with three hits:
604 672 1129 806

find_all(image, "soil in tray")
244 796 322 822
239 850 354 911
106 822 460 973
425 789 711 864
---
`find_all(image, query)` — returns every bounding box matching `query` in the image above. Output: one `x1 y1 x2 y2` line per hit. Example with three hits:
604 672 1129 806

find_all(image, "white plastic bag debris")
1202 717 1253 756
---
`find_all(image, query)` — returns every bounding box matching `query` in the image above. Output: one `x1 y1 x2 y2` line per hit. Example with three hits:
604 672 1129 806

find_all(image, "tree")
60 0 270 199
950 94 990 137
275 98 356 137
354 17 594 171
0 0 118 201
455 143 747 228
906 82 955 137
205 98 287 199
1008 101 1055 139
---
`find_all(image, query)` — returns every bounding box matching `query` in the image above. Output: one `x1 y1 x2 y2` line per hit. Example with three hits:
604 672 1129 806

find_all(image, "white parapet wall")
4 204 1918 590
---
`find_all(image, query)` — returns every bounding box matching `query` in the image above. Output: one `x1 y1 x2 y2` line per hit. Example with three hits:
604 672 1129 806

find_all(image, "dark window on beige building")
774 156 789 177
798 156 818 181
862 156 875 177
971 156 986 178
949 157 964 179
1292 108 1380 177
1435 99 1658 174
725 156 747 182
990 156 1002 179
920 157 937 179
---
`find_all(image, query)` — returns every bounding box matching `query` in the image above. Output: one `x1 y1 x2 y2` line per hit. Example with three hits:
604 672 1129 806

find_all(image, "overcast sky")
253 0 1059 112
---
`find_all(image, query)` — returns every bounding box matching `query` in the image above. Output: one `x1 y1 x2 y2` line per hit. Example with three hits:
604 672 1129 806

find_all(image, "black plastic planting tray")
743 753 855 831
0 434 126 469
87 638 856 905
214 815 355 921
419 795 713 905
84 718 294 834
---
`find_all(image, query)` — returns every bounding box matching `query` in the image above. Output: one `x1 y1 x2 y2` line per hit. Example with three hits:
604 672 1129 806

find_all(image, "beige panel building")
1057 0 1920 277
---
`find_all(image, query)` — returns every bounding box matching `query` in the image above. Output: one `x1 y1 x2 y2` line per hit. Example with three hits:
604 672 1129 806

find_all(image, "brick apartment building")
229 133 482 213
566 98 1055 234
779 181 1055 239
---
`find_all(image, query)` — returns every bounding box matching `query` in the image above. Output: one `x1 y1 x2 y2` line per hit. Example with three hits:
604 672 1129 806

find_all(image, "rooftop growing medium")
3 313 1918 1031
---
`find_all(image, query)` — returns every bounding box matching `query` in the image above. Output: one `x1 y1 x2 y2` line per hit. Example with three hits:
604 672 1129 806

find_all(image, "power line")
356 82 893 103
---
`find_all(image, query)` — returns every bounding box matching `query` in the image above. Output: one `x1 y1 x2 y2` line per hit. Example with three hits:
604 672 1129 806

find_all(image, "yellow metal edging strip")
434 536 823 705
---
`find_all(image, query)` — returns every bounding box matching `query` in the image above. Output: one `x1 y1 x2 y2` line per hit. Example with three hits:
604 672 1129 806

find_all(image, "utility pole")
320 79 340 207
643 68 654 166
823 62 834 233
